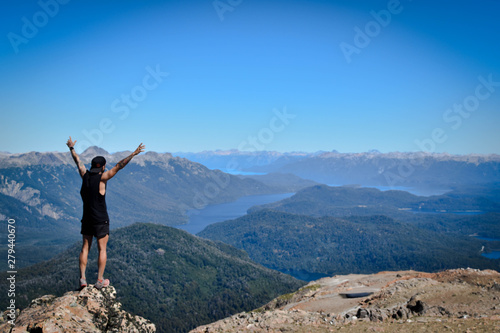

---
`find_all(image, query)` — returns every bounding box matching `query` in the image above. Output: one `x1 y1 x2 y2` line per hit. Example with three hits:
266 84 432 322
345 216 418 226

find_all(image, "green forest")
199 210 500 276
0 223 304 333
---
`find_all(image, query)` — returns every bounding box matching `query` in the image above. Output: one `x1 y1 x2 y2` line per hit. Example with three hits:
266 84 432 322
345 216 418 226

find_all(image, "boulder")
0 286 155 333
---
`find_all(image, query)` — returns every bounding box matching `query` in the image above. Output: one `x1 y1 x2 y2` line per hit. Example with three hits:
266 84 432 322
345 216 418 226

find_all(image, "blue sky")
1 0 499 154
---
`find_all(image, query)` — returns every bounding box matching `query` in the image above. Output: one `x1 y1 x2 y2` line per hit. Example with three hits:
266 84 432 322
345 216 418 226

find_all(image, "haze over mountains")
175 150 500 190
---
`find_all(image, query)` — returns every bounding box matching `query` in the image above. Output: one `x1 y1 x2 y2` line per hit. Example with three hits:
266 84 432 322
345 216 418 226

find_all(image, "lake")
476 236 500 259
411 210 484 215
175 184 453 235
474 236 500 259
482 252 500 259
328 184 450 197
175 192 294 234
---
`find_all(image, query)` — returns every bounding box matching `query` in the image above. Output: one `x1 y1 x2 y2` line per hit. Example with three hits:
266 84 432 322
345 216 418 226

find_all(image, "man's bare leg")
80 235 93 280
97 234 109 281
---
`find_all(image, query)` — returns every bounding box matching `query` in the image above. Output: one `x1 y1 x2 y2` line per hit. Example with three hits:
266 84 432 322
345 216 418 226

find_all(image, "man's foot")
79 278 87 290
95 279 110 289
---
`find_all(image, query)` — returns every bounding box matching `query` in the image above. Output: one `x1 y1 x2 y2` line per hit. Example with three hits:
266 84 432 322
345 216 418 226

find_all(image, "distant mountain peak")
368 149 381 154
81 146 110 157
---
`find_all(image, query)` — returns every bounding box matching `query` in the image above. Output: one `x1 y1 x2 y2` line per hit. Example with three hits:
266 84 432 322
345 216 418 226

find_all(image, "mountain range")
174 150 500 188
0 148 300 268
173 150 318 173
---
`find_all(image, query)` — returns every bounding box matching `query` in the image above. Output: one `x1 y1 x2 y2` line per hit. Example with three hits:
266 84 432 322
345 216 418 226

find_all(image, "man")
67 137 145 289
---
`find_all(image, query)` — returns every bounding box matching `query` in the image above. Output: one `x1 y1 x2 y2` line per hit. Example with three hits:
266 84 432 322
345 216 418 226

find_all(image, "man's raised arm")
67 136 86 177
101 143 145 181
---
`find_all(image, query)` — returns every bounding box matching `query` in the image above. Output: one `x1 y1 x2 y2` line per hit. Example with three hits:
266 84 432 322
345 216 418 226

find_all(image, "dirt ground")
191 268 500 333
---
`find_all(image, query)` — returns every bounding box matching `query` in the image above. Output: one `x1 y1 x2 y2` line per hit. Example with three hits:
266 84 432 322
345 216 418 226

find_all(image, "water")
366 185 451 196
220 169 266 176
482 252 500 259
328 184 449 197
411 210 484 215
474 236 500 259
176 192 294 234
476 236 500 242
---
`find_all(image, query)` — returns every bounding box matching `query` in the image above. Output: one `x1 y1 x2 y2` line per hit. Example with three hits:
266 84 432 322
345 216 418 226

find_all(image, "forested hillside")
199 210 500 278
250 184 500 238
0 223 304 333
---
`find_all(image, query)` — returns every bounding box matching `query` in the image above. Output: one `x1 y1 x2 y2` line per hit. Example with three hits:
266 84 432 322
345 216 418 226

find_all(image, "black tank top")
80 171 109 224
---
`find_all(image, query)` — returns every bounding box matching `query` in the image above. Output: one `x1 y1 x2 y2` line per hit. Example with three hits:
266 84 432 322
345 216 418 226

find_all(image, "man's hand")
67 136 77 149
101 143 145 182
67 136 86 177
133 143 146 156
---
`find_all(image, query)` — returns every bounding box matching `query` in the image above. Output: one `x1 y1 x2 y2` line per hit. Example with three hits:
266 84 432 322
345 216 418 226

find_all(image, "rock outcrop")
191 268 500 332
0 285 155 333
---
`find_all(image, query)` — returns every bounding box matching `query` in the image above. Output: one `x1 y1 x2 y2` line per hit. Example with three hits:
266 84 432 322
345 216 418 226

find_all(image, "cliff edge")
0 285 155 333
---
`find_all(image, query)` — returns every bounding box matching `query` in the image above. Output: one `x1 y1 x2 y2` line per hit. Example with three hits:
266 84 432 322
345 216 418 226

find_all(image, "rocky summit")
0 285 155 333
191 268 500 332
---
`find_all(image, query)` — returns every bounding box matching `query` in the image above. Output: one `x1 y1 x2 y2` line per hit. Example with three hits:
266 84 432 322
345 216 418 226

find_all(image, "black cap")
90 156 106 173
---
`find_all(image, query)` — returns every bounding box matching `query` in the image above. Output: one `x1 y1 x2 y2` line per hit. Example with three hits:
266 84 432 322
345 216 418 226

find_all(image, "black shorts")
81 221 109 239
